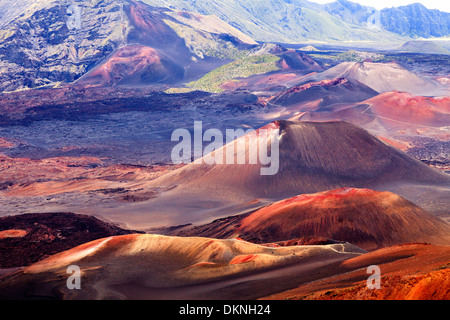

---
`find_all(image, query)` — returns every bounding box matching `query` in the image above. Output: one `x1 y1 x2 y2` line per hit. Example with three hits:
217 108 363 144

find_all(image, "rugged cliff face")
0 0 257 93
324 1 450 38
0 0 127 92
380 3 450 38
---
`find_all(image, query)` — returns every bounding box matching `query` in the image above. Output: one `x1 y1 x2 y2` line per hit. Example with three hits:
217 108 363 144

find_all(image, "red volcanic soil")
377 137 410 151
261 244 450 300
0 154 180 197
238 188 450 250
273 78 350 96
220 80 249 91
229 254 258 265
363 92 450 127
78 45 184 86
0 229 27 239
269 78 349 102
295 61 447 96
294 91 450 147
0 138 16 148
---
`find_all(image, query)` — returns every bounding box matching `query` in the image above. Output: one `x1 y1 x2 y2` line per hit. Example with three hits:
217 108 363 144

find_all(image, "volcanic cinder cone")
267 78 379 109
118 120 450 229
153 120 448 196
261 243 450 300
174 188 450 251
295 61 449 96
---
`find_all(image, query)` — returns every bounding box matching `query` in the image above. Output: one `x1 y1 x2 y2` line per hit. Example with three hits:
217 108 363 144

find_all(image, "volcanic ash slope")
0 234 365 299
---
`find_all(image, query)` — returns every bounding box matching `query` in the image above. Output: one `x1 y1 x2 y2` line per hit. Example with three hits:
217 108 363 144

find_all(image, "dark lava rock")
0 212 144 268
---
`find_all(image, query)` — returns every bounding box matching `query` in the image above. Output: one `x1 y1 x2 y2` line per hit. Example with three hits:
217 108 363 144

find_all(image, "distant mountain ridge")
325 1 450 38
379 3 449 38
143 0 450 42
143 0 404 43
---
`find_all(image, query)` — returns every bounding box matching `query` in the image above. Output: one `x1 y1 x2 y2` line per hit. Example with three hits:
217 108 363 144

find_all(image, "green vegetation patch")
164 87 198 94
187 54 281 93
335 50 385 62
